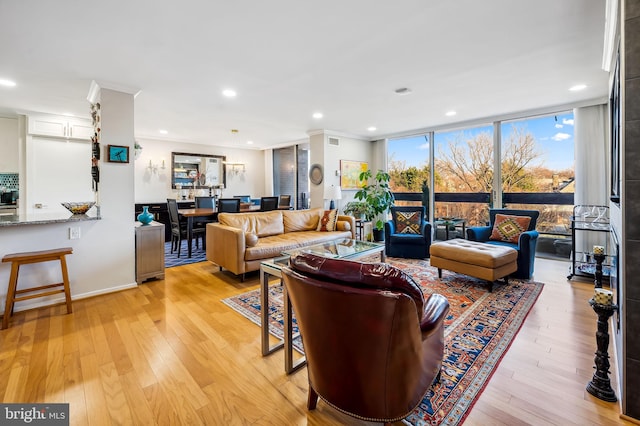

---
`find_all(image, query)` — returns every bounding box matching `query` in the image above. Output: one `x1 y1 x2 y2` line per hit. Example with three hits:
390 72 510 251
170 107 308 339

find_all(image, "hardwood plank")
0 257 632 425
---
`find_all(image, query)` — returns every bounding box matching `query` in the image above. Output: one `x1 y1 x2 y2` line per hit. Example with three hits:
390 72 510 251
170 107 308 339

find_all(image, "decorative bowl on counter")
61 201 95 215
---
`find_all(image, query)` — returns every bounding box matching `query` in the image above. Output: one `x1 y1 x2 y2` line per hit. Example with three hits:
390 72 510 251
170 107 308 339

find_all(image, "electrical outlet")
69 227 81 240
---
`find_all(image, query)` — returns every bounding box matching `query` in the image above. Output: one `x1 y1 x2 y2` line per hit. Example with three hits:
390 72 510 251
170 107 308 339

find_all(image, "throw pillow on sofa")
316 209 338 232
245 232 259 247
489 214 531 244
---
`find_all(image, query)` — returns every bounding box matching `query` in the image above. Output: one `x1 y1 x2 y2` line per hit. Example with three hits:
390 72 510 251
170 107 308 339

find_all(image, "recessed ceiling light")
222 89 237 97
312 112 323 119
246 140 254 145
445 110 457 117
569 84 587 91
367 126 377 132
0 78 16 87
159 129 168 135
394 87 412 95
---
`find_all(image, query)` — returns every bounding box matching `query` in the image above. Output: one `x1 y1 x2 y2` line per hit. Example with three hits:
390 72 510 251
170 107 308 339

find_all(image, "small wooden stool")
2 247 73 329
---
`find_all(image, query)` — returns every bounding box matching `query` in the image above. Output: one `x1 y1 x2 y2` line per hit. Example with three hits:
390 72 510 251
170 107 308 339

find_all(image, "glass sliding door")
273 144 309 210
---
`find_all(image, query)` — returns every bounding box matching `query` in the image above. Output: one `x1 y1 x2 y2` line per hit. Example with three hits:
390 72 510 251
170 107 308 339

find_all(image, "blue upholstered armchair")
466 209 540 279
384 206 432 259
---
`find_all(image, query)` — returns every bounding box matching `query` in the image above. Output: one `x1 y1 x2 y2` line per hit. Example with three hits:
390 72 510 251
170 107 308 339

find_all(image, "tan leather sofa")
206 208 355 279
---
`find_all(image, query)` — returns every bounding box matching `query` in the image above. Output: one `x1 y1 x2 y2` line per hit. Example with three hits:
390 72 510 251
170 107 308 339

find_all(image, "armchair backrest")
390 206 426 232
281 253 432 420
489 209 539 231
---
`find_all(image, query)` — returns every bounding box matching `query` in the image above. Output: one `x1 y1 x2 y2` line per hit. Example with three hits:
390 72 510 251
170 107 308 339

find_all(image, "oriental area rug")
222 258 544 425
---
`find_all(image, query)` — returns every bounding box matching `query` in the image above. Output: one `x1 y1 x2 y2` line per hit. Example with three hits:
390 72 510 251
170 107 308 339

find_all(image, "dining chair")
217 198 241 213
166 199 206 257
195 196 215 209
260 196 279 212
194 196 217 226
278 194 292 209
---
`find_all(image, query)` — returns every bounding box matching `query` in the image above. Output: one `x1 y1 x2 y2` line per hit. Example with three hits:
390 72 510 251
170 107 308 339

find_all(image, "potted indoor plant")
354 169 394 241
343 201 370 220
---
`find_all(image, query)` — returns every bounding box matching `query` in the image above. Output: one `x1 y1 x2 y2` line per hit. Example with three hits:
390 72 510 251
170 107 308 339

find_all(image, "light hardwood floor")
0 257 633 425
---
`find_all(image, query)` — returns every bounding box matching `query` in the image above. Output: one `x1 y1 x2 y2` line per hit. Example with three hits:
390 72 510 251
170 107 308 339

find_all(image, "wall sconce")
223 161 246 175
147 159 166 173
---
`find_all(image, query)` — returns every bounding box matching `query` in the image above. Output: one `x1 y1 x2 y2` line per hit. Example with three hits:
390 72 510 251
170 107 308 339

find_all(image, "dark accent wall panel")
624 0 640 419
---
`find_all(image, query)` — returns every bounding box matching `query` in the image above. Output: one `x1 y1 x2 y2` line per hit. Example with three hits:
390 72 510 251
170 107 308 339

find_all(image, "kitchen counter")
0 211 101 227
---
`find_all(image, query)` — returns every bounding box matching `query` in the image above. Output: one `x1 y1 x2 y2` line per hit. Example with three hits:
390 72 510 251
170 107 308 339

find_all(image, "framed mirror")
171 152 226 189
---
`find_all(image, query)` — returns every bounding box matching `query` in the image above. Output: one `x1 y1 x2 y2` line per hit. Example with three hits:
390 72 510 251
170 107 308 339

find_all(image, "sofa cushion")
282 208 322 233
489 214 531 244
316 209 338 232
218 211 284 237
244 230 352 261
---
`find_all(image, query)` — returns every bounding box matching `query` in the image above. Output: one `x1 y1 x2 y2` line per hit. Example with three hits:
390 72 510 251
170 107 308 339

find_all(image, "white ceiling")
0 0 609 150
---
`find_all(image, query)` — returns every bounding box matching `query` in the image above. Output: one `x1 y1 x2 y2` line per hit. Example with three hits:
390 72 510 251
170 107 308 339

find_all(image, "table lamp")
325 185 342 210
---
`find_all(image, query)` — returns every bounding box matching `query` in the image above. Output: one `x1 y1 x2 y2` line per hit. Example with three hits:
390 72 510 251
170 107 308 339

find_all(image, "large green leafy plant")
354 169 394 230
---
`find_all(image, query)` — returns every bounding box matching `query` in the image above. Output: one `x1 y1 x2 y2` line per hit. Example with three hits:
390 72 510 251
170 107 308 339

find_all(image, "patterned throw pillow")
489 214 532 244
316 209 338 232
395 211 422 234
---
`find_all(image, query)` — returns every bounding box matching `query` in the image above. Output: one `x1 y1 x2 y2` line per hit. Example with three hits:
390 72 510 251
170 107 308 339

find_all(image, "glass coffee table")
260 238 385 374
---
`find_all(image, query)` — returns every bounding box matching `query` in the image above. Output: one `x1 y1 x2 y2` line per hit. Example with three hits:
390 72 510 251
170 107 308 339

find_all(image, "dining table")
177 208 217 258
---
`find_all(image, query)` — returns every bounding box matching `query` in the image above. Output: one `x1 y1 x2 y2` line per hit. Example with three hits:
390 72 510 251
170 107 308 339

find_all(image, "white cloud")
562 118 574 126
552 132 571 141
555 123 563 128
418 143 429 150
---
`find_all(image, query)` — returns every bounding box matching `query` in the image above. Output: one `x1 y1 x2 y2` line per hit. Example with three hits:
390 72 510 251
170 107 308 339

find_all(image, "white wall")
134 137 266 202
0 88 137 314
0 117 19 173
310 131 372 211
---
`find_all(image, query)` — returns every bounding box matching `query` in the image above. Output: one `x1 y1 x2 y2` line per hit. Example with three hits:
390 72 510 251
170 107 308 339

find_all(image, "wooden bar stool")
2 247 73 329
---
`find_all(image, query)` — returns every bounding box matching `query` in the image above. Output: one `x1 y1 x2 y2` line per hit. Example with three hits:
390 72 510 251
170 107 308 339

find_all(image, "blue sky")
388 112 575 172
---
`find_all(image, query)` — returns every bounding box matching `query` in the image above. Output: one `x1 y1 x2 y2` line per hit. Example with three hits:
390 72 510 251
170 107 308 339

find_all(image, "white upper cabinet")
28 114 93 141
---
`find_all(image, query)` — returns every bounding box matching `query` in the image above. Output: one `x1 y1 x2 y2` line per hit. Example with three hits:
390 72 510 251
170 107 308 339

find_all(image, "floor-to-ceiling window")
388 110 575 256
500 112 575 257
433 124 493 227
388 134 431 209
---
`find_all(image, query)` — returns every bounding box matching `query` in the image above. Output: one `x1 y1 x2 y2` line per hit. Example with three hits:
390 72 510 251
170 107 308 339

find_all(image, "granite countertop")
0 211 101 227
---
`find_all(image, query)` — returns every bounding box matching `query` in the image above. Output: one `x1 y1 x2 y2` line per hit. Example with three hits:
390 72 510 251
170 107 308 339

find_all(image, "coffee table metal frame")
260 238 385 374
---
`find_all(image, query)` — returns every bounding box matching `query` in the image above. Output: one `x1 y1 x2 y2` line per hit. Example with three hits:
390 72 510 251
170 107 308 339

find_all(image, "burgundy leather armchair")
282 253 450 424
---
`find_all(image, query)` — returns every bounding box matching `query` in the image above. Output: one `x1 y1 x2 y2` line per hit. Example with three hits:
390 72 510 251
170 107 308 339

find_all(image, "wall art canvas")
340 160 368 190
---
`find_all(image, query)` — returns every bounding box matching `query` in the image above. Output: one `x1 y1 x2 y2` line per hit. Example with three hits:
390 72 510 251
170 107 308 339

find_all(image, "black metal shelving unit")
567 205 611 280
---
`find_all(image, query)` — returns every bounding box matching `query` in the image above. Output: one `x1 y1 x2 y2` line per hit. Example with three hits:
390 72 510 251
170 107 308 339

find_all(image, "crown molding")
87 80 142 104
